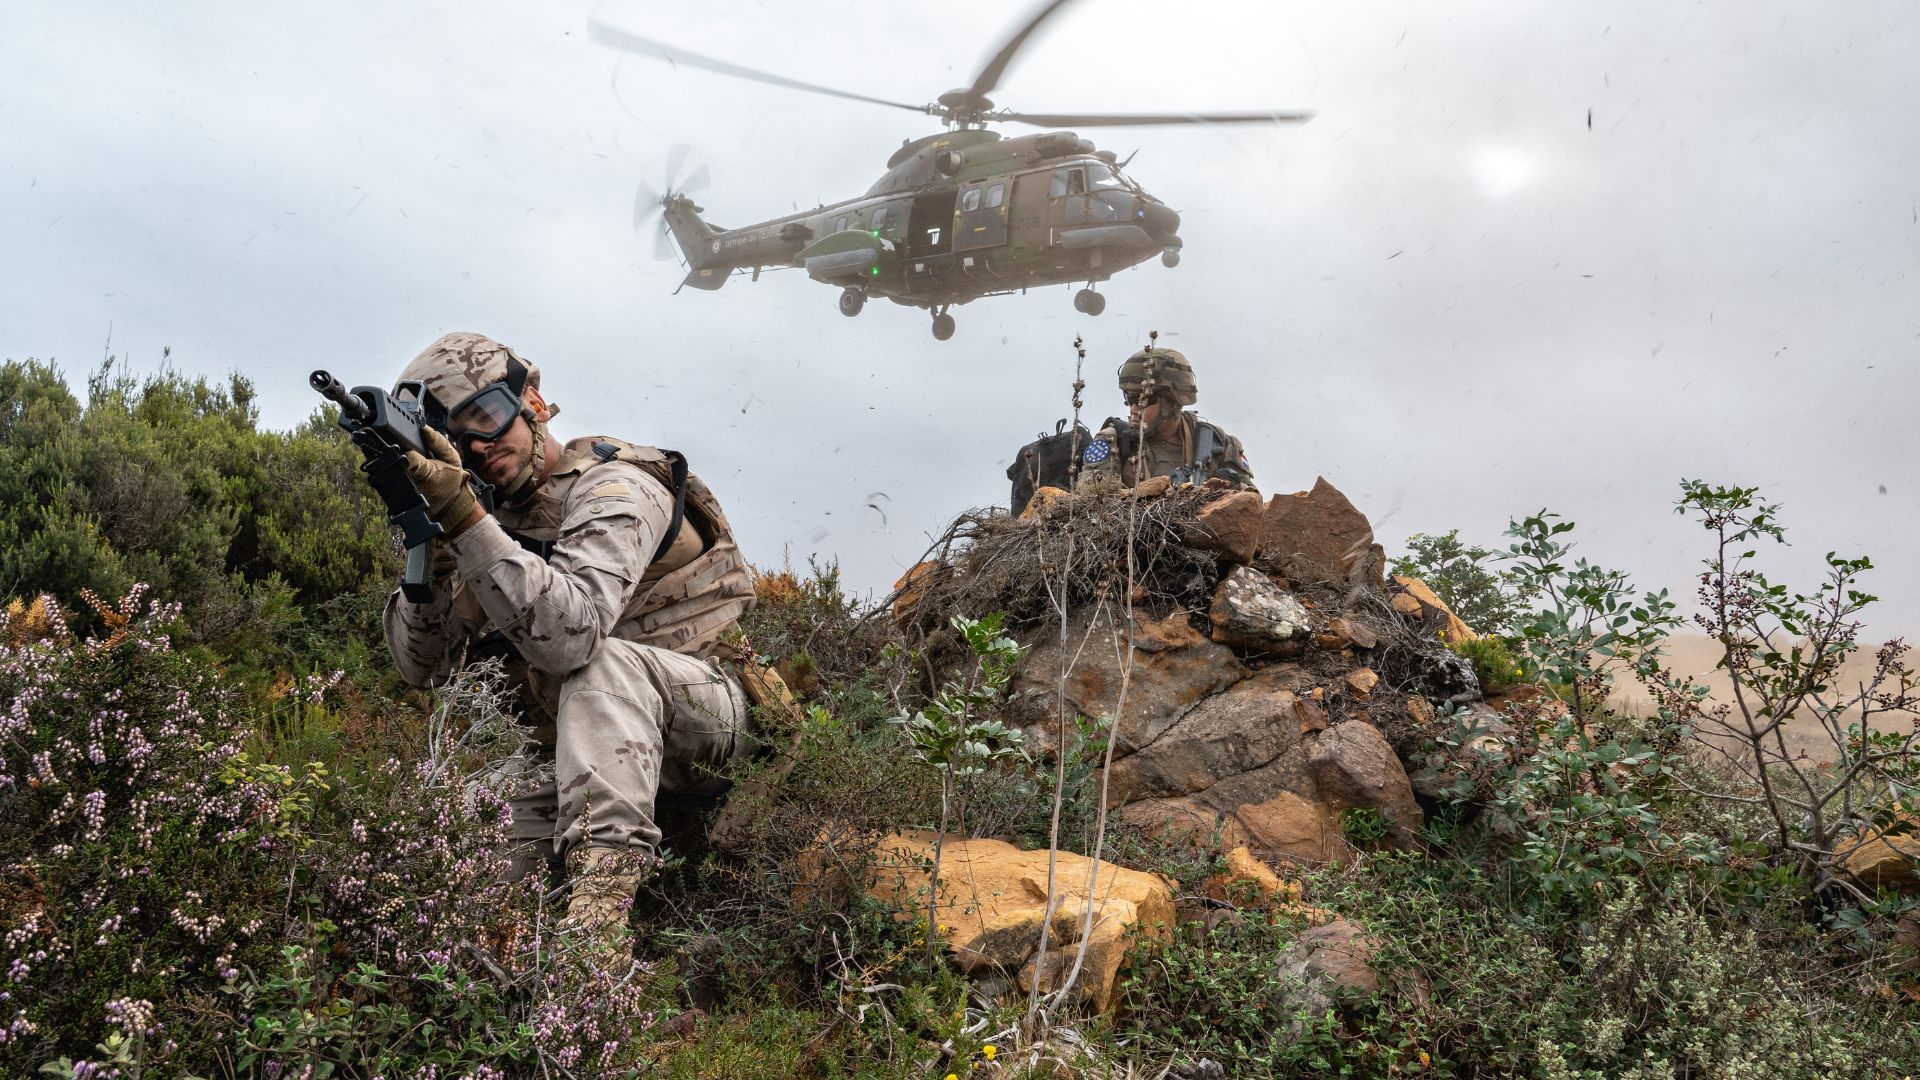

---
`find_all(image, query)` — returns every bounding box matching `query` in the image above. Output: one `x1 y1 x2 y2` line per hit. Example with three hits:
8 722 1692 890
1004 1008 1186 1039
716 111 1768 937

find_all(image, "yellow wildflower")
982 1045 997 1061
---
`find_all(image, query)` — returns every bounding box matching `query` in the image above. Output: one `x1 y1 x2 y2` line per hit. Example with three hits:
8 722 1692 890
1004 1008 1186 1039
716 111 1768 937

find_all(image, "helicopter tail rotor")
633 144 714 263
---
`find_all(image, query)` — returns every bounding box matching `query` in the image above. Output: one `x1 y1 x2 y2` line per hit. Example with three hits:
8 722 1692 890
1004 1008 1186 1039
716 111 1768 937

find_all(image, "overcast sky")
4 1 1916 638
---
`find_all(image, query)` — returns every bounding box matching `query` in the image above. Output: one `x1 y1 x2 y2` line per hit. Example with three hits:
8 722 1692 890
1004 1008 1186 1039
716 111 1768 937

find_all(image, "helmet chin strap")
1143 387 1180 440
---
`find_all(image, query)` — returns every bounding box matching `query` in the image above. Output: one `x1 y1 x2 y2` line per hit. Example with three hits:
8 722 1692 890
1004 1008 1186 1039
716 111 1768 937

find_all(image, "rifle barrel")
309 369 371 423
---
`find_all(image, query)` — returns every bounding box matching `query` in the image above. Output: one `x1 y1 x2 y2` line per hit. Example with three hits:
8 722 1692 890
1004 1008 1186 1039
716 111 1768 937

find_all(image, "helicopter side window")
871 206 889 232
835 215 849 233
1067 168 1086 196
985 182 1005 209
959 187 982 212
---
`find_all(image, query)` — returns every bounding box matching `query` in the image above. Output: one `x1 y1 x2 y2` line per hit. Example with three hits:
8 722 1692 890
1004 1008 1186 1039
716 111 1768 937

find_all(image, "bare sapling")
1670 480 1919 893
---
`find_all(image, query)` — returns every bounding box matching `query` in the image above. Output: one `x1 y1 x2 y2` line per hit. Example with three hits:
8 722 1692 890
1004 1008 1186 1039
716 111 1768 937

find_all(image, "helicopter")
589 0 1310 340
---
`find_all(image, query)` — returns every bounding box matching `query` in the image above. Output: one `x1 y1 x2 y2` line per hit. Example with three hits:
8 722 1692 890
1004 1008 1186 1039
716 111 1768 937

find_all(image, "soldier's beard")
495 416 546 508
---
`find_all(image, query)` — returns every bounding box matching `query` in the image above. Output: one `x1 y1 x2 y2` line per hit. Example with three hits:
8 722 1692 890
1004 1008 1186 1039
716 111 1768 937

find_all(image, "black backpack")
1006 419 1092 516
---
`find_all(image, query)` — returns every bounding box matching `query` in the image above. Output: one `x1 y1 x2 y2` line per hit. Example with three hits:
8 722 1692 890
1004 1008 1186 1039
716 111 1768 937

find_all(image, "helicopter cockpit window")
1047 167 1089 199
985 182 1005 209
1087 163 1134 191
835 215 849 233
960 187 982 212
871 206 889 231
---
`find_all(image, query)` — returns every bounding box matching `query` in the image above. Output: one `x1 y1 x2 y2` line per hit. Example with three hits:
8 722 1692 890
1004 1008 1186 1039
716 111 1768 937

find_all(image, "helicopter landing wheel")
930 310 956 341
838 288 865 317
1161 248 1181 268
1073 288 1106 316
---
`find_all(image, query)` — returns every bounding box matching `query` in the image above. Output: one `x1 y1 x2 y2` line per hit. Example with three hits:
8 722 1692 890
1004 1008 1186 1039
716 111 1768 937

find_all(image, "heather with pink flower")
2 590 673 1076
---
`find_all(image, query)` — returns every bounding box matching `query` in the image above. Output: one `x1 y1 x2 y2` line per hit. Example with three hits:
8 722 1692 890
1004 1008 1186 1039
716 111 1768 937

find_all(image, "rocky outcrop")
891 561 945 624
862 831 1175 1013
1258 477 1386 586
1182 490 1266 566
1012 606 1247 759
1117 717 1422 870
1307 719 1425 841
1209 567 1312 654
998 479 1471 872
1391 574 1477 643
1020 485 1072 520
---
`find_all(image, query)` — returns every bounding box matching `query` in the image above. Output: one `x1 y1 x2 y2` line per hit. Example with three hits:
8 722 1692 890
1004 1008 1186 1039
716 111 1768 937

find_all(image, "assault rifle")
310 370 476 603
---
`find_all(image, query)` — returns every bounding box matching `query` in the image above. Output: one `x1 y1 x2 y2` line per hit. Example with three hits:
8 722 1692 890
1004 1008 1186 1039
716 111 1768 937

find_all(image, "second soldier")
1081 344 1255 489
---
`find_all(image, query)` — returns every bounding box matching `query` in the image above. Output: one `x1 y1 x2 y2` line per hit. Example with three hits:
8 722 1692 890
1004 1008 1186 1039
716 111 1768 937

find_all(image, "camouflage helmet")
395 332 553 505
394 332 543 426
1116 347 1197 407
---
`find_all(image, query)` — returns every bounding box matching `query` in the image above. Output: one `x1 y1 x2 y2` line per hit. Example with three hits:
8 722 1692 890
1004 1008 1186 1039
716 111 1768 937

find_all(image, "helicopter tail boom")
661 195 729 286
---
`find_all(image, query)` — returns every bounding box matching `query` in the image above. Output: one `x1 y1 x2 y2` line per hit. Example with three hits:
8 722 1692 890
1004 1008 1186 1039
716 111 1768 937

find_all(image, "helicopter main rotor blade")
966 0 1077 103
588 21 931 116
995 109 1314 127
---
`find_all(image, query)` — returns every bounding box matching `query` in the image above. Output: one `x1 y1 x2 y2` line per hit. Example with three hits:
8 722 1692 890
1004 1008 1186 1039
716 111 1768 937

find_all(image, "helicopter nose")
1138 200 1180 241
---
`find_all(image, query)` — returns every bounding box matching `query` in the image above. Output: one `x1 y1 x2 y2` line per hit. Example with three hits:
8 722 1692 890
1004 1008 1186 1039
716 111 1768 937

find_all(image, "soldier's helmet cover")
395 332 553 504
1116 347 1198 407
395 332 542 421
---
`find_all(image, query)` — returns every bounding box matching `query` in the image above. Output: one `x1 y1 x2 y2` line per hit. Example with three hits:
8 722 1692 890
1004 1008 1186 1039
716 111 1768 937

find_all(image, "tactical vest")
1099 413 1252 488
496 435 755 660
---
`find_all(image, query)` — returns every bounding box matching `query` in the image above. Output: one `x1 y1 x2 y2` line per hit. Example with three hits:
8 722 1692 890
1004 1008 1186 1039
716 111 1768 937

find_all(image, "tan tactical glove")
404 426 480 537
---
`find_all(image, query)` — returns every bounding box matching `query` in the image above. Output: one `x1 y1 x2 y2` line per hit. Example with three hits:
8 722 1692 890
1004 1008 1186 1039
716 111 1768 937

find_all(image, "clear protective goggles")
447 383 523 446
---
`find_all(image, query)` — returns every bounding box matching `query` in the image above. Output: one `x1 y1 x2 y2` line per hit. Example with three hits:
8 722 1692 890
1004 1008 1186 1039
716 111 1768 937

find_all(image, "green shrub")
1389 529 1536 636
1339 806 1392 849
1120 908 1384 1074
1319 852 1920 1078
0 357 399 682
1447 633 1524 695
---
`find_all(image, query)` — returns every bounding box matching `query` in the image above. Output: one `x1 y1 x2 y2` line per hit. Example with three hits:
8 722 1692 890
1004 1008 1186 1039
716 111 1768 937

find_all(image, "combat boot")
557 845 648 966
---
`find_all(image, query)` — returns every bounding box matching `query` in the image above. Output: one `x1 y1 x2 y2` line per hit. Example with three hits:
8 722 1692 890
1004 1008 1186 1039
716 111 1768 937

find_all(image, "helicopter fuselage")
663 129 1182 332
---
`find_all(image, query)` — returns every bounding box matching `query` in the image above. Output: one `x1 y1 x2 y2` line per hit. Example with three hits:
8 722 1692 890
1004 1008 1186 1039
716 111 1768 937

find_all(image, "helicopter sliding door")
953 178 1009 253
907 190 959 261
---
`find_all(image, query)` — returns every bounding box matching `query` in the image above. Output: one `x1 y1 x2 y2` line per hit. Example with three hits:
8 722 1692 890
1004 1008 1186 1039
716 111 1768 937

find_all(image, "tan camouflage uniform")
384 337 755 881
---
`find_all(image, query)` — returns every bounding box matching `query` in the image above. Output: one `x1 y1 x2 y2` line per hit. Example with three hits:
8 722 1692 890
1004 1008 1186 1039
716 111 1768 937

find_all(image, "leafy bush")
0 357 399 681
1319 853 1920 1078
1390 529 1537 636
1415 511 1723 912
890 614 1028 968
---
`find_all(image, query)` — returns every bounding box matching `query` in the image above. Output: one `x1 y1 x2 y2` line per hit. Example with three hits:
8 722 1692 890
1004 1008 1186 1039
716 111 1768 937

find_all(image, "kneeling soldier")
381 332 757 967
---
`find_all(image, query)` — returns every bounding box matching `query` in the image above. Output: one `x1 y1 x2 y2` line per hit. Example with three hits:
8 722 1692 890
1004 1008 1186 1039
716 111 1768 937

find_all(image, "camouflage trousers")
496 639 753 881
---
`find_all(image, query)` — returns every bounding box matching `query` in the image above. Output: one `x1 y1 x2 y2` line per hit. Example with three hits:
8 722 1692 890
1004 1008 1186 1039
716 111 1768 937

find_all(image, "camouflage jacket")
383 438 755 723
1081 411 1255 488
